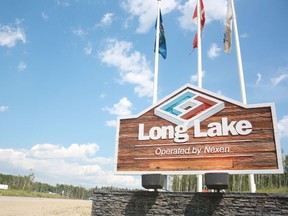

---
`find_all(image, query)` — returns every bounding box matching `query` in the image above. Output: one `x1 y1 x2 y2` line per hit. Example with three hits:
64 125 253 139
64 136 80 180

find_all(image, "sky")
0 0 288 189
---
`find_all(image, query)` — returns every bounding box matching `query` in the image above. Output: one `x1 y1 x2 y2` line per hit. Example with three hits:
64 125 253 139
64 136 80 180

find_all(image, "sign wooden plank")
115 84 283 174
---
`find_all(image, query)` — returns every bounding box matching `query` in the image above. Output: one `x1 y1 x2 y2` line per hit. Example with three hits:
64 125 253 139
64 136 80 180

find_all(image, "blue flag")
155 10 167 59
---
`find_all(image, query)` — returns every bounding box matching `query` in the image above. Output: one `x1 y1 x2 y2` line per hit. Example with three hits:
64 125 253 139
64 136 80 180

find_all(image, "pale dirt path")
0 196 92 216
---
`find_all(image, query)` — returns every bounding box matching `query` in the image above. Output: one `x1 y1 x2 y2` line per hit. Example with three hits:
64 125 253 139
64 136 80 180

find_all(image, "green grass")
256 187 288 194
1 188 287 199
0 189 64 199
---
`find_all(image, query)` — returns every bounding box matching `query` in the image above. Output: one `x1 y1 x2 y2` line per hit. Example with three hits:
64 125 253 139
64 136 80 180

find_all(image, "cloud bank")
0 143 140 188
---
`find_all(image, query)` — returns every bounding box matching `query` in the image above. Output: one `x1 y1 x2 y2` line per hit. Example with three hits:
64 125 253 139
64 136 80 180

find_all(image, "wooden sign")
115 84 283 174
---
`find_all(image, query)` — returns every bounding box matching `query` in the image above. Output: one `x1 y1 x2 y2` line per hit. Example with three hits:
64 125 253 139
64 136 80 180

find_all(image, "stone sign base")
92 190 288 216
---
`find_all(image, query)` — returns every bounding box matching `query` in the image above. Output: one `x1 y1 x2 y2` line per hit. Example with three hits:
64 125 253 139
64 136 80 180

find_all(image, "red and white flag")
193 0 205 49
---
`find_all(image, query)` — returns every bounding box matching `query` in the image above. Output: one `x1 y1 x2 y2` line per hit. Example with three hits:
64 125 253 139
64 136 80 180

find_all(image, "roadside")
0 196 92 216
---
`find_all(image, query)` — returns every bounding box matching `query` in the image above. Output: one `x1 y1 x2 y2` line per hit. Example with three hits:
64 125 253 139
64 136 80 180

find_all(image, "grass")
256 187 288 194
0 189 64 199
1 187 287 199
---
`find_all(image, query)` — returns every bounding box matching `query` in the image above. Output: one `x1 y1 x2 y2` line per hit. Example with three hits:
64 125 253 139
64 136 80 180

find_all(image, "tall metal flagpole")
196 0 203 192
230 0 246 104
230 0 256 193
197 0 203 89
153 0 161 105
153 0 172 190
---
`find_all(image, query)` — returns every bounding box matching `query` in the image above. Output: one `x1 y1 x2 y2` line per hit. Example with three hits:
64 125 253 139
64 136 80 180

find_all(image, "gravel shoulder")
0 196 92 216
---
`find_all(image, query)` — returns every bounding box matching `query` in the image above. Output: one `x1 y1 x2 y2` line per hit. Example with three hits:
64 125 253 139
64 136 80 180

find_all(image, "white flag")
224 0 233 53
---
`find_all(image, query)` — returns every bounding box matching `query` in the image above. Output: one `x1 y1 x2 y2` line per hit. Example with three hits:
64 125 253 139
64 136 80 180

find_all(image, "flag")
193 0 205 49
155 10 167 59
224 0 233 53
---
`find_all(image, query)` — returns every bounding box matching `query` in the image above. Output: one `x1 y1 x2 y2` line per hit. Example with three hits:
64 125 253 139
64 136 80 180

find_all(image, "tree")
171 155 288 192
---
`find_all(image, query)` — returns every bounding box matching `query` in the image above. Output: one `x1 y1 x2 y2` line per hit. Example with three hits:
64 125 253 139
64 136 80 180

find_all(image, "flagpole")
196 0 203 192
230 0 256 193
153 0 172 191
153 0 161 105
197 0 203 89
230 0 246 104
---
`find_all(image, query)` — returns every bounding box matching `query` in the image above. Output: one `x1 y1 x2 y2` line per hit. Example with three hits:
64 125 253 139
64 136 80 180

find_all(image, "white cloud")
207 43 221 59
240 33 249 38
190 71 206 83
203 0 227 22
17 61 27 71
270 66 288 86
121 0 227 34
55 0 70 7
191 74 198 83
120 0 229 36
71 26 87 37
105 120 117 127
28 143 99 159
178 0 226 31
271 73 288 86
103 97 132 116
100 94 106 99
123 16 133 29
99 38 153 97
0 143 140 188
249 66 288 103
15 19 24 26
256 73 262 86
216 90 222 95
0 25 26 48
84 42 92 55
121 0 179 33
97 13 114 27
278 115 288 139
0 106 9 112
41 12 49 21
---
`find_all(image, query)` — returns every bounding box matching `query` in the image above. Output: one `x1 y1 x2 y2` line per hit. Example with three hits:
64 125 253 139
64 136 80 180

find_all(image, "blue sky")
0 0 287 189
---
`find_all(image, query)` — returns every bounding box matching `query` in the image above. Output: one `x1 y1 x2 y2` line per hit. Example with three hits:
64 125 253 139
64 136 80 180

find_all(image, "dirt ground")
0 196 92 216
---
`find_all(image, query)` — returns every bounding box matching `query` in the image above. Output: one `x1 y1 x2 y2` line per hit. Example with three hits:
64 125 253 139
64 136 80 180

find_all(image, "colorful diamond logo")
154 89 225 129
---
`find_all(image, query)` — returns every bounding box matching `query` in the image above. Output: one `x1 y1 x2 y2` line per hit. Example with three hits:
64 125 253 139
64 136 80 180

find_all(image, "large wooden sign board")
115 84 283 175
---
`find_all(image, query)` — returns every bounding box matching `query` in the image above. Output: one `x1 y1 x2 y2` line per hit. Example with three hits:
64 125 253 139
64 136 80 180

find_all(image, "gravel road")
0 196 92 216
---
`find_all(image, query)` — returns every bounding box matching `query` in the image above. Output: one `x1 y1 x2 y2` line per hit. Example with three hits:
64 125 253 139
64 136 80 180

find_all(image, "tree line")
172 155 288 192
1 155 287 196
0 171 128 200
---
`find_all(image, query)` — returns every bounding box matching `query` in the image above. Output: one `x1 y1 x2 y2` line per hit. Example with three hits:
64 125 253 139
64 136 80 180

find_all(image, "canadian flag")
193 0 205 48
